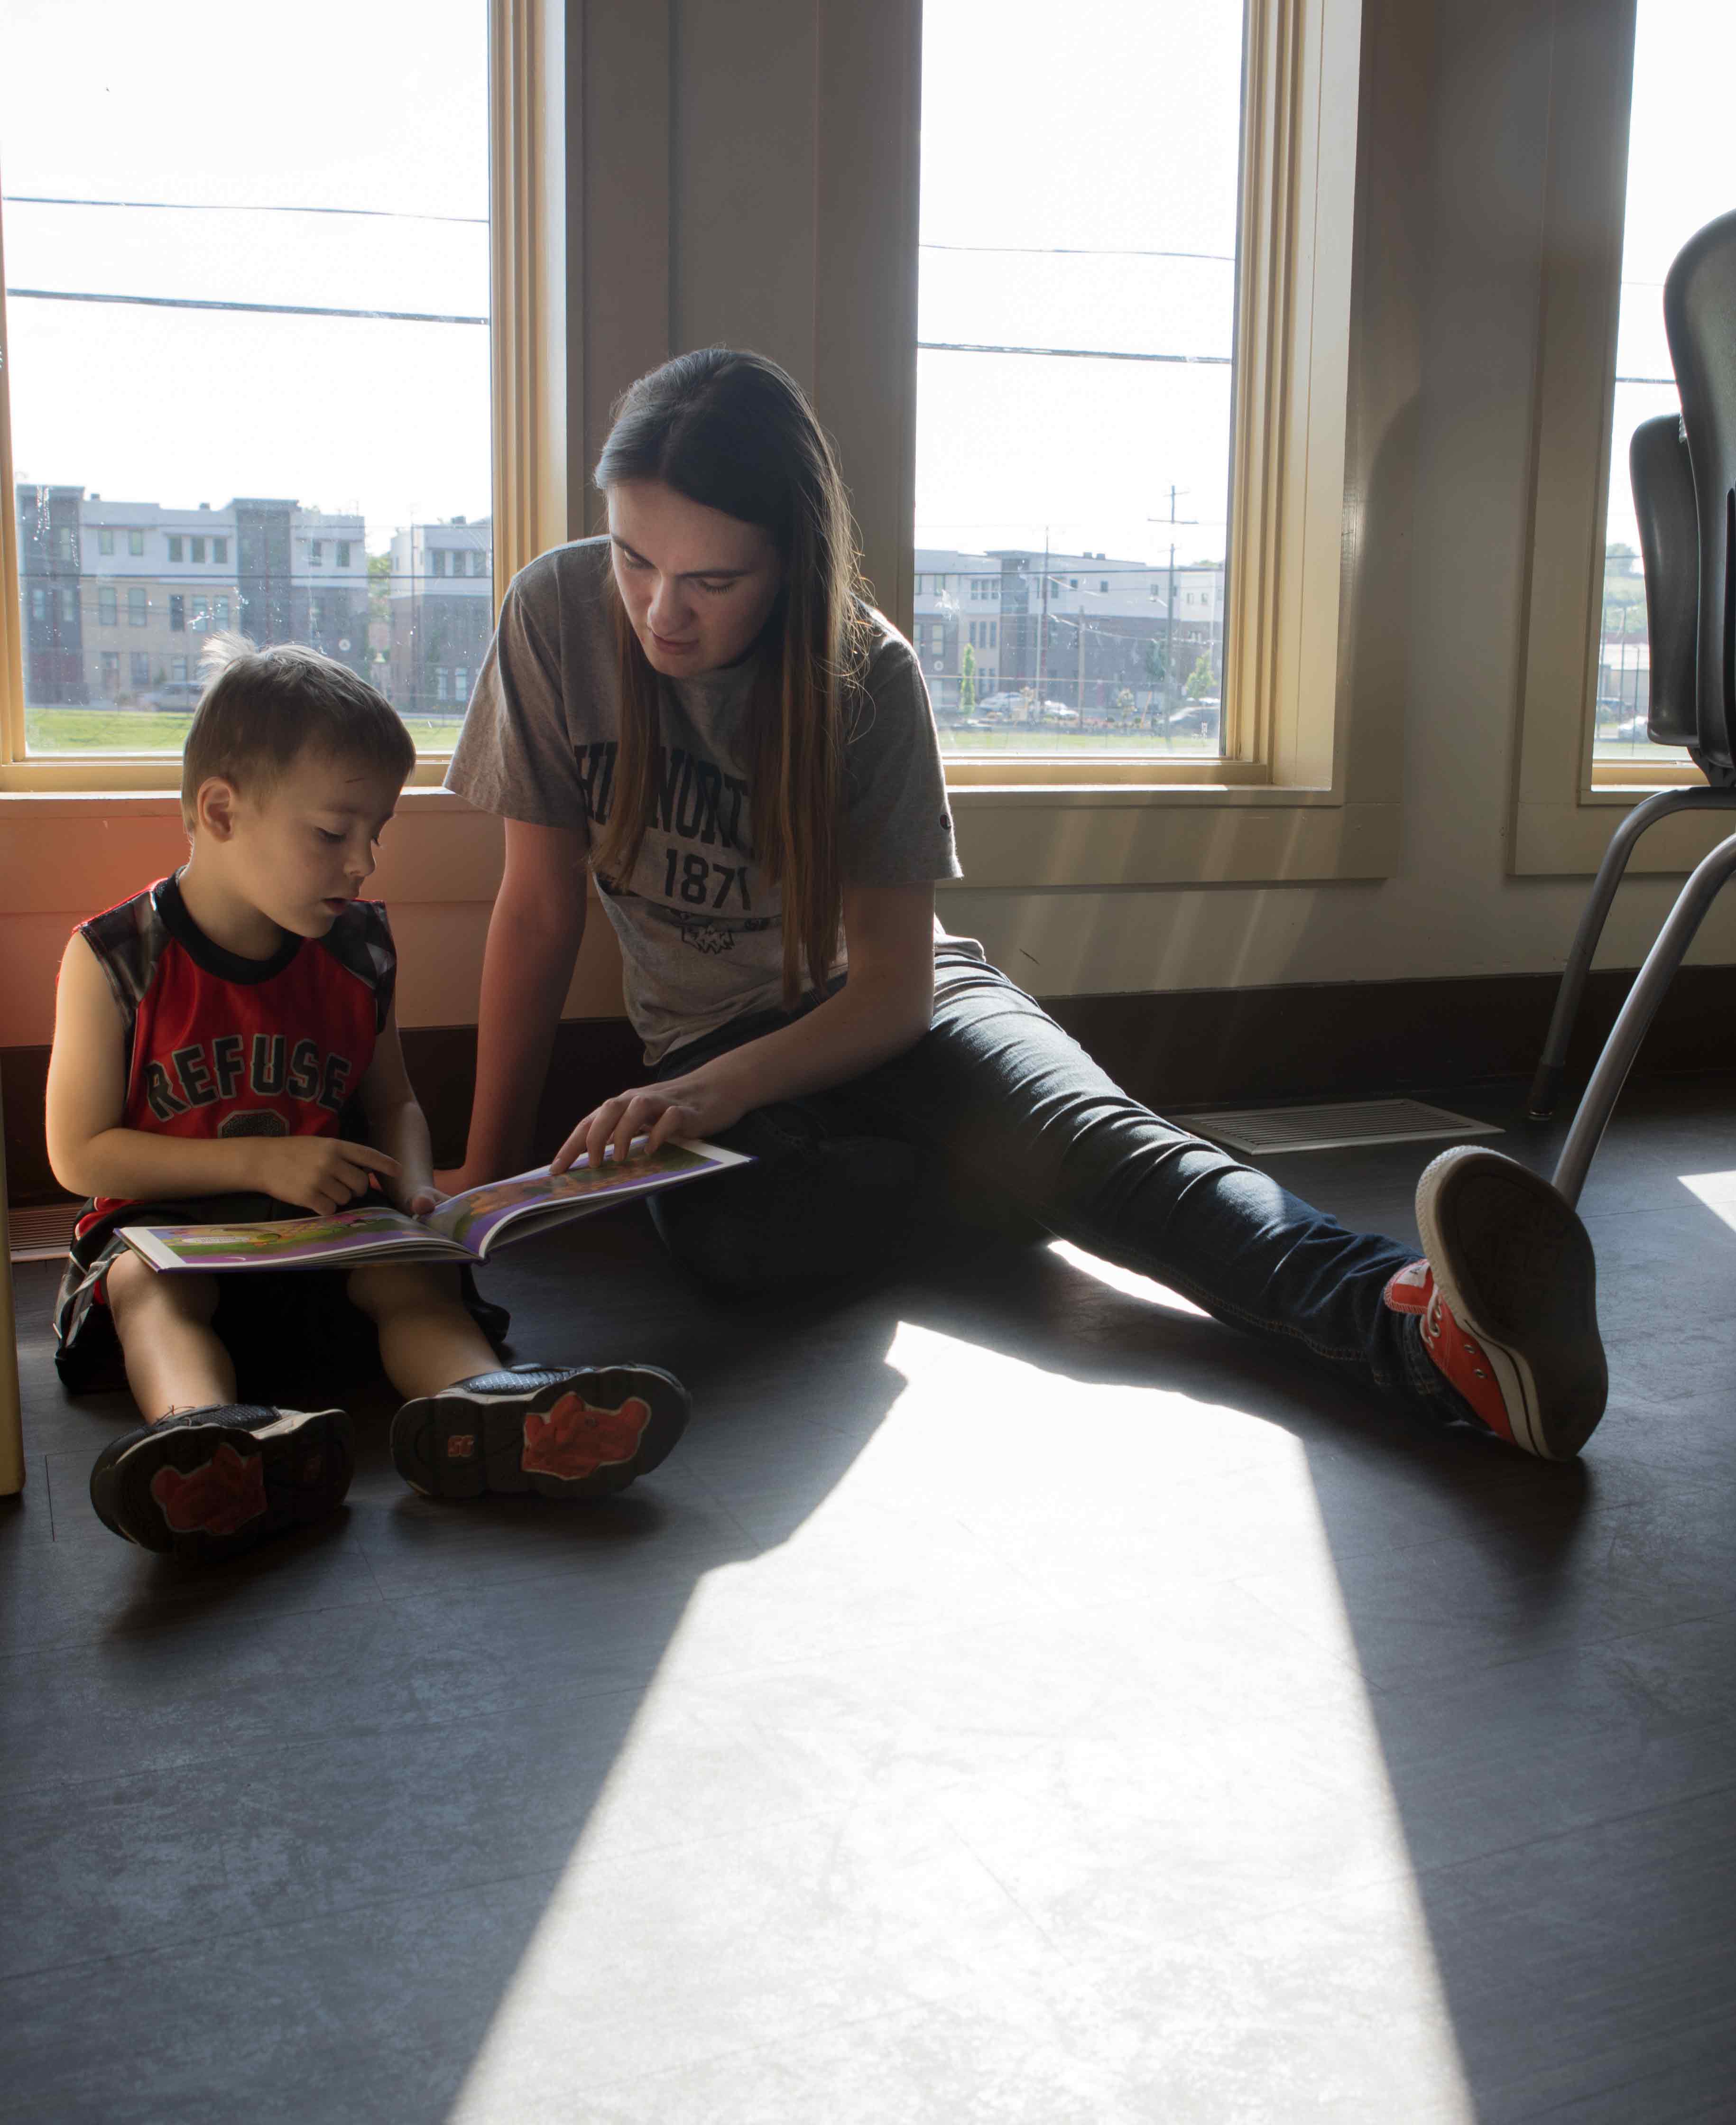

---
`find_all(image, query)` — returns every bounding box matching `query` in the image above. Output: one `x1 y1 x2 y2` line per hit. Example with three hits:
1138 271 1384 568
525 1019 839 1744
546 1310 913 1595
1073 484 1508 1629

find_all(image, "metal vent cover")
1185 1099 1501 1156
7 1202 79 1262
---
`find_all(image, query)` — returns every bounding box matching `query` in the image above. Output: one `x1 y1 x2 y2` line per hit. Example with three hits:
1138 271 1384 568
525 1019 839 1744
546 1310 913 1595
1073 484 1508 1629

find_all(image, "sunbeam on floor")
448 1293 1475 2123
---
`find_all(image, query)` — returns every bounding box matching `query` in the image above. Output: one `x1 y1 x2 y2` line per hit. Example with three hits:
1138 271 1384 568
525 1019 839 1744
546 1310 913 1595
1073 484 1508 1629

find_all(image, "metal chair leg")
1529 785 1736 1118
1552 825 1736 1208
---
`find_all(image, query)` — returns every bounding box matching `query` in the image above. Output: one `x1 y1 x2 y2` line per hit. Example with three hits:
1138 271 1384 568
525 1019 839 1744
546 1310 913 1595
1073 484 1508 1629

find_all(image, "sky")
1 0 1731 571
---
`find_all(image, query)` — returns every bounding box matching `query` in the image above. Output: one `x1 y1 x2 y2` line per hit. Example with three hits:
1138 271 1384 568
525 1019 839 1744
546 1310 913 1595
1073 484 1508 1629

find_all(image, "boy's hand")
247 1137 403 1217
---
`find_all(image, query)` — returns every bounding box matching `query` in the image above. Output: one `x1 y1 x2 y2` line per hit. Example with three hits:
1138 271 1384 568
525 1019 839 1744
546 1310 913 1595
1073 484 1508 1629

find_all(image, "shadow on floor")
3 1078 1734 2121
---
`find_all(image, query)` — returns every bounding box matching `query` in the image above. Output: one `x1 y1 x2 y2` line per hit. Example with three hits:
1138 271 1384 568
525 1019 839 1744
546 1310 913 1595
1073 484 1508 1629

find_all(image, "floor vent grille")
1186 1098 1502 1156
7 1202 79 1263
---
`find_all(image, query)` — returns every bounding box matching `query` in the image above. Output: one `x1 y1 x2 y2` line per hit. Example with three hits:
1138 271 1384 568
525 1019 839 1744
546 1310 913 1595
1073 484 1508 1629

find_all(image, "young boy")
45 639 689 1561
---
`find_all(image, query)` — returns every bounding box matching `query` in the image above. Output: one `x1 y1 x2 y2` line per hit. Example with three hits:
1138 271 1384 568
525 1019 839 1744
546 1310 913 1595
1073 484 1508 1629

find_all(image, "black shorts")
54 1192 509 1402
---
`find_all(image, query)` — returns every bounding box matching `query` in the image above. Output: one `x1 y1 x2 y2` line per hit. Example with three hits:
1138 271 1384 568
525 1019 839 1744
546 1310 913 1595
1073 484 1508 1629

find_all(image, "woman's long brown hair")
591 349 873 1007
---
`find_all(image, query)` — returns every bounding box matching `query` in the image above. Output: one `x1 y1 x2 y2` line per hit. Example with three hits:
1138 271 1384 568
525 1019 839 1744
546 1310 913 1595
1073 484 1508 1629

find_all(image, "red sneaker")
389 1364 689 1501
1385 1260 1536 1451
1392 1146 1607 1459
88 1404 354 1558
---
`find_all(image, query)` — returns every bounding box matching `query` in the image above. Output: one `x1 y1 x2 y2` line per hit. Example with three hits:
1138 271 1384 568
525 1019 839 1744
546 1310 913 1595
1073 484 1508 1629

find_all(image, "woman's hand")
552 1070 746 1174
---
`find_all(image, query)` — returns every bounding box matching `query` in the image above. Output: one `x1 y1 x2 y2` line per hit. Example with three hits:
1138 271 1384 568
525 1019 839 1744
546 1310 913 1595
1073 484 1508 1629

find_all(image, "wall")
3 0 1730 1070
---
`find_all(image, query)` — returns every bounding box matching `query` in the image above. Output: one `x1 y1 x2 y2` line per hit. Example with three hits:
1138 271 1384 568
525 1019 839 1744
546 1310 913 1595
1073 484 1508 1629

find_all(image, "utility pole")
1036 526 1050 713
1077 606 1087 720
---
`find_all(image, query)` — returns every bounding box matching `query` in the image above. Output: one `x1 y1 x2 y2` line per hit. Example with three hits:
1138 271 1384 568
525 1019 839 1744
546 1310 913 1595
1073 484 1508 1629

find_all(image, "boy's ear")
196 776 243 842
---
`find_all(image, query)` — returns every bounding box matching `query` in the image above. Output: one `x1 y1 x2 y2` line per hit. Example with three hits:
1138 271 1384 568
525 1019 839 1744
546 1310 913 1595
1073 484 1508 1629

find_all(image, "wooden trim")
0 193 22 771
489 0 572 590
1224 0 1363 788
10 961 1736 1208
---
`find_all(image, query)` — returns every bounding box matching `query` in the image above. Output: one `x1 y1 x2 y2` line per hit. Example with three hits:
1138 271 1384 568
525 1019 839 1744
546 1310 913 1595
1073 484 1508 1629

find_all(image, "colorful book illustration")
118 1140 751 1273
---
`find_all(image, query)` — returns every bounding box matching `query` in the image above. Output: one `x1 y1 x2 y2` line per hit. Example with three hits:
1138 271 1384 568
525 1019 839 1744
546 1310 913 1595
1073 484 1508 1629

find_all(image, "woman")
444 348 1607 1461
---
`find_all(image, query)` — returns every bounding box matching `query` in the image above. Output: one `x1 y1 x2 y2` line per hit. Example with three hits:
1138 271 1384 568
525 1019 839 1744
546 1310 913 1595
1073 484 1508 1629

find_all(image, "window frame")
928 0 1381 853
0 0 561 796
1512 0 1727 878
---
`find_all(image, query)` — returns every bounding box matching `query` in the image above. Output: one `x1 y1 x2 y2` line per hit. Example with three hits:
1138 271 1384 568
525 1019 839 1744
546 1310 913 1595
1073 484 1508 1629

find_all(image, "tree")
960 640 977 712
1185 649 1215 700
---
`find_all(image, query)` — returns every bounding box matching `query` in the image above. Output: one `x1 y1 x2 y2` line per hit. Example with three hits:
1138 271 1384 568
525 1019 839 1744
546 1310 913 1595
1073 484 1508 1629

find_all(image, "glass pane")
3 0 490 756
915 0 1243 758
1596 0 1736 765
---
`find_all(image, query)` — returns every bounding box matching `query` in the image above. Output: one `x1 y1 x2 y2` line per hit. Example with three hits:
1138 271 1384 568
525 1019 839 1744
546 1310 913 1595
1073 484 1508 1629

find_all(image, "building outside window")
167 536 183 562
190 536 205 564
98 586 116 626
215 596 230 627
127 587 147 626
212 537 227 564
98 528 114 556
129 651 149 689
337 541 351 568
128 530 144 557
100 650 119 695
169 595 185 632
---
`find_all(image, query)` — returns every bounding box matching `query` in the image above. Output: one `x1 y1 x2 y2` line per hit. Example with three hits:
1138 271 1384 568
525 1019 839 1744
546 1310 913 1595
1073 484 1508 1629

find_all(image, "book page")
120 1207 456 1274
426 1140 751 1257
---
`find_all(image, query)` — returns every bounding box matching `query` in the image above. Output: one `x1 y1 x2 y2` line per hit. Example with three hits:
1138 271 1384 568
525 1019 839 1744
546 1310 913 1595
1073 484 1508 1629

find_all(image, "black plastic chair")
1530 206 1736 1205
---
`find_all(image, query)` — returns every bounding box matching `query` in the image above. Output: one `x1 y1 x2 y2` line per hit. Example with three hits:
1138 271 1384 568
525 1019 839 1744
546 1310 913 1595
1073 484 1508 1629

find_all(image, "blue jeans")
651 947 1471 1427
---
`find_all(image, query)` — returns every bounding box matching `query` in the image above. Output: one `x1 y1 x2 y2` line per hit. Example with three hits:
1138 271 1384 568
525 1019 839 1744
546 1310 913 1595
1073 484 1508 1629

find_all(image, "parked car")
139 680 203 712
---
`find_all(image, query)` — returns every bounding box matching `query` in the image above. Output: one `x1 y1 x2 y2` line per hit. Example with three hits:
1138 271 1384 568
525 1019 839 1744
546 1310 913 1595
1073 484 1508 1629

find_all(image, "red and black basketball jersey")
74 872 396 1236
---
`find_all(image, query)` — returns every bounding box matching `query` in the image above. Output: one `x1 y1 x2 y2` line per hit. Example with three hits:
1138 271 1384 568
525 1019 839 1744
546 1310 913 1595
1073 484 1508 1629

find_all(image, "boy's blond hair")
180 635 416 827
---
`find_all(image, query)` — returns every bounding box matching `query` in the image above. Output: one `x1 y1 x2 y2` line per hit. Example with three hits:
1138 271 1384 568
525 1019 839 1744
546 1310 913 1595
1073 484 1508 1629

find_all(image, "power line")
921 240 1234 263
920 339 1228 366
2 193 485 227
6 287 486 326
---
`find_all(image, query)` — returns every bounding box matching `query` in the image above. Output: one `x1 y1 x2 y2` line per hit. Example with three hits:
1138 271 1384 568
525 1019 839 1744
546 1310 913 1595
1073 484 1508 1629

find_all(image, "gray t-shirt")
446 537 970 1062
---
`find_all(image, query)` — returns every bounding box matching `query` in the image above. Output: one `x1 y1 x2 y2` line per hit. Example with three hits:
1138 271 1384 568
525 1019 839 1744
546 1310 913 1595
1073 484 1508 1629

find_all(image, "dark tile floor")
4 1080 1734 2124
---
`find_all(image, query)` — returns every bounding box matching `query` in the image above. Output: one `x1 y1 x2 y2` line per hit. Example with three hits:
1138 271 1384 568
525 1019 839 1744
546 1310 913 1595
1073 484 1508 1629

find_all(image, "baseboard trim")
7 964 1735 1207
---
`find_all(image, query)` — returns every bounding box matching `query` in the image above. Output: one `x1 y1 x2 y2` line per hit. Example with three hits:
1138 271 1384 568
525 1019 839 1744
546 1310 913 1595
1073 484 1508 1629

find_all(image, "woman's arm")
554 881 935 1171
448 818 590 1188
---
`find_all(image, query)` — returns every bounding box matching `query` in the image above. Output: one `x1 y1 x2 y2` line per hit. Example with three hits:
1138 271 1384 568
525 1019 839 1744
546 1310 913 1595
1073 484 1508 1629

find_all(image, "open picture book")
118 1139 752 1274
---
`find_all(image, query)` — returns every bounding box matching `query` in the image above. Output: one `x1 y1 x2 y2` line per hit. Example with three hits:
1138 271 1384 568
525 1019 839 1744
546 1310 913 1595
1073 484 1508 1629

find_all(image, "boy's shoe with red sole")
1384 1145 1607 1460
89 1404 354 1559
390 1363 690 1502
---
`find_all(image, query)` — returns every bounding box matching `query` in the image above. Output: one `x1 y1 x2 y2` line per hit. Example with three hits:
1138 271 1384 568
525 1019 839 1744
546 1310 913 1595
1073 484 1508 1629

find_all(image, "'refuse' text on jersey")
72 872 396 1237
445 537 973 1063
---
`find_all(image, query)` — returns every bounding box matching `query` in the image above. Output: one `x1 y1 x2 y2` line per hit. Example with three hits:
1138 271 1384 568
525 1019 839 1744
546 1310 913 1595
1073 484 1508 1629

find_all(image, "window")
169 595 185 632
215 596 230 628
171 657 187 683
0 0 491 764
29 588 46 624
455 665 469 699
129 652 149 689
435 666 450 702
99 586 116 626
100 650 119 695
918 0 1239 760
59 587 76 624
1590 0 1724 767
1514 0 1736 878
